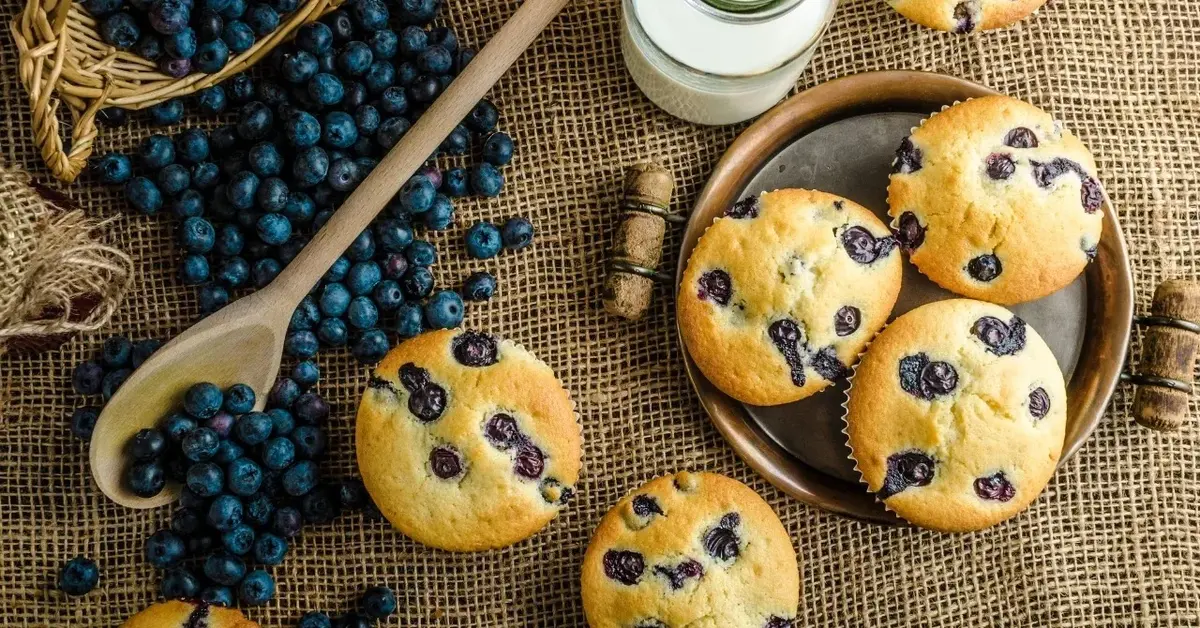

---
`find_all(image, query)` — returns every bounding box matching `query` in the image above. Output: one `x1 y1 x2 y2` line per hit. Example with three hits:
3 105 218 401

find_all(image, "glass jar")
621 0 839 126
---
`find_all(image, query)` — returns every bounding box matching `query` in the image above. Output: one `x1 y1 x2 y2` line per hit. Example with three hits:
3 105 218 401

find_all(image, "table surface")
1 0 1198 626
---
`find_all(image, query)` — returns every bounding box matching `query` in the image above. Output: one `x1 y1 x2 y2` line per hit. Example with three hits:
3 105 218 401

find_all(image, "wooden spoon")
90 0 570 509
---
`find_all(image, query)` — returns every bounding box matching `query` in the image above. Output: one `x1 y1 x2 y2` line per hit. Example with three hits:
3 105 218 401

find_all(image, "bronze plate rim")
674 70 1135 524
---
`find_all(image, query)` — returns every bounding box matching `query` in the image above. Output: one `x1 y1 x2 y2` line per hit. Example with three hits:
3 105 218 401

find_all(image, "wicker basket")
10 0 344 183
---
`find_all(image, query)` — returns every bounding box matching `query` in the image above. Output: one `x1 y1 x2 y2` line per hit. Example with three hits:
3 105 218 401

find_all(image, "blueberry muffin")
888 96 1104 305
581 472 799 628
844 299 1067 532
888 0 1047 32
678 189 903 406
357 329 582 552
121 600 258 627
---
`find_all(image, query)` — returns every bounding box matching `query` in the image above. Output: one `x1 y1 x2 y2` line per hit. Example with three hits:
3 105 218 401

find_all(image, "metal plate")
676 71 1135 523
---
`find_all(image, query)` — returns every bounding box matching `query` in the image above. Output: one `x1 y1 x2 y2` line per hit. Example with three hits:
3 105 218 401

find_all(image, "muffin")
844 299 1067 532
581 472 799 628
678 189 903 406
888 0 1048 32
121 600 258 627
356 329 582 552
888 95 1104 305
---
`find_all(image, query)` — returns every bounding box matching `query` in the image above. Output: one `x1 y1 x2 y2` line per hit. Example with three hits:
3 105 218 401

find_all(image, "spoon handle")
271 0 569 305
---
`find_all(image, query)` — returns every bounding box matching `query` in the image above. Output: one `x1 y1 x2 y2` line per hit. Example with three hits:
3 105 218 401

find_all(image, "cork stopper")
602 163 677 321
1131 280 1200 431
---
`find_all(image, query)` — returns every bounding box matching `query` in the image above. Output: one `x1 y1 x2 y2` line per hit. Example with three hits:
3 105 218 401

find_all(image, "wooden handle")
1132 280 1200 431
603 163 676 320
271 0 569 304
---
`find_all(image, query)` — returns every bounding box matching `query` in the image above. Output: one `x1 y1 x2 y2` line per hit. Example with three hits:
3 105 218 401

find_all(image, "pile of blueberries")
91 0 534 366
126 378 377 608
68 335 163 441
89 0 309 79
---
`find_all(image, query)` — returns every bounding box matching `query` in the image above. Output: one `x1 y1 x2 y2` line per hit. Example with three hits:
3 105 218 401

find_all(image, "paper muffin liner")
837 321 913 522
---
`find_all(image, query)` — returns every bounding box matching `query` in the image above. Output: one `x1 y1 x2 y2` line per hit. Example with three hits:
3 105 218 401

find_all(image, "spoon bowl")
88 0 570 508
90 289 290 508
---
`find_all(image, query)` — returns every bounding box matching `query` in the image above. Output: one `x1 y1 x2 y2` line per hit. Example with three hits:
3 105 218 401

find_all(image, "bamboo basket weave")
10 0 344 183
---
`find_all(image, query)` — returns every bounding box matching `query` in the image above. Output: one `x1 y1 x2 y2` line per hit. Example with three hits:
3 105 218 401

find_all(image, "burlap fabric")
0 163 131 352
1 0 1197 625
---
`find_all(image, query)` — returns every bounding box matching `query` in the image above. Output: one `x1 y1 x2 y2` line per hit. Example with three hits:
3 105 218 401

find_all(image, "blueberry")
317 317 349 346
205 411 236 439
437 124 469 155
299 612 332 628
364 60 396 94
345 296 378 330
288 362 319 390
253 177 288 213
441 167 468 197
203 550 246 586
93 152 133 184
283 329 318 359
126 460 166 497
293 392 329 424
393 176 435 214
293 146 330 188
182 382 222 419
139 135 177 171
395 60 418 86
361 585 397 619
70 406 100 441
100 12 140 48
462 271 496 301
283 110 321 149
388 303 422 339
196 9 224 41
186 461 224 496
416 44 451 74
349 107 381 140
290 424 327 459
96 107 128 127
364 281 402 314
270 377 302 408
327 158 362 191
396 0 439 24
338 478 368 510
381 252 409 281
465 99 499 134
222 20 255 53
72 360 106 396
401 266 433 299
427 26 456 51
376 116 410 149
85 0 123 18
283 190 317 224
237 102 274 141
211 225 242 258
318 282 352 317
199 586 235 607
195 38 231 73
401 241 433 268
374 220 413 253
369 28 398 59
352 0 388 31
181 426 219 462
215 256 250 288
124 176 163 215
134 35 162 62
470 163 505 197
145 529 186 569
232 411 271 446
465 221 502 259
500 216 534 250
881 451 935 498
290 298 321 333
162 412 197 442
57 556 100 596
334 41 372 77
281 49 320 83
420 193 454 230
224 457 262 496
198 283 230 313
254 436 294 472
252 532 289 565
347 261 382 296
129 428 167 461
156 163 190 195
220 523 255 557
249 258 280 288
267 407 296 435
251 213 289 246
99 335 132 368
165 27 197 59
282 459 319 496
307 73 344 107
101 368 132 401
351 329 388 365
245 3 278 35
424 290 463 330
207 495 245 533
161 566 201 600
